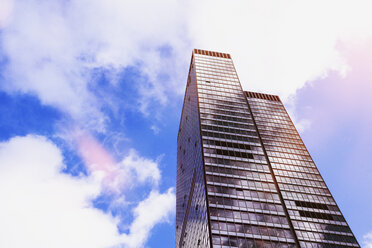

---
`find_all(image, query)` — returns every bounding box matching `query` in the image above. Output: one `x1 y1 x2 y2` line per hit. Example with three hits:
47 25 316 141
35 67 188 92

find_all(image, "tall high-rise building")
176 49 359 248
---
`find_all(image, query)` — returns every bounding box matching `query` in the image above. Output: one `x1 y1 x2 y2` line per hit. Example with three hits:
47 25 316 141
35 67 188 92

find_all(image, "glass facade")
176 49 359 248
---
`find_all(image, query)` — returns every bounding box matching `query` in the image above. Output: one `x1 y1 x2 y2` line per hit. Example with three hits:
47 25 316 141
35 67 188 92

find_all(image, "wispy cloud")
293 39 372 142
0 0 189 131
76 130 161 193
3 0 372 129
74 130 175 247
363 232 372 248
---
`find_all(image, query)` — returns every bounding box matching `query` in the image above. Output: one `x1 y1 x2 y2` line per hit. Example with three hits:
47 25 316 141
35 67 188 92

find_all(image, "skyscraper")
176 49 359 248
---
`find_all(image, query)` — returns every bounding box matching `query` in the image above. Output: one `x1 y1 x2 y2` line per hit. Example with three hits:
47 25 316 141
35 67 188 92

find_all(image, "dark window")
295 200 329 210
215 148 254 159
299 210 334 220
204 139 251 150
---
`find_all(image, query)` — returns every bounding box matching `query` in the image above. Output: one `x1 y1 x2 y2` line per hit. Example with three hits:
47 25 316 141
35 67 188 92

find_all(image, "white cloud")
122 188 176 248
185 0 372 133
0 135 122 248
119 149 161 186
187 0 372 100
0 0 13 28
363 232 372 248
0 135 175 248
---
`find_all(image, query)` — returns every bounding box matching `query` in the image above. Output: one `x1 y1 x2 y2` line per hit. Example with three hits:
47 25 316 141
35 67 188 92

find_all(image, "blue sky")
0 0 371 247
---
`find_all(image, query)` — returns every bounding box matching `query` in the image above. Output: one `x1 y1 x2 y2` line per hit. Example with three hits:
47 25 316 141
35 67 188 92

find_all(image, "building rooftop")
245 91 281 102
193 48 231 59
